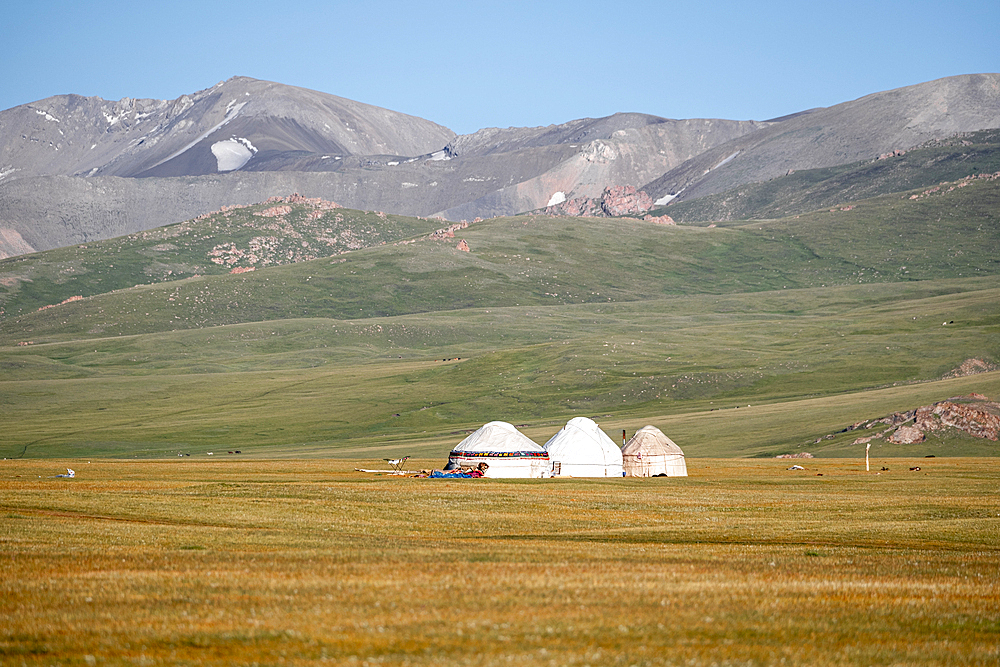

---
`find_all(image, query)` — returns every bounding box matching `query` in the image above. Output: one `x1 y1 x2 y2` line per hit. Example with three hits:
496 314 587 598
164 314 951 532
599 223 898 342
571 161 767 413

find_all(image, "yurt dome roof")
545 417 622 462
623 425 685 456
451 421 546 457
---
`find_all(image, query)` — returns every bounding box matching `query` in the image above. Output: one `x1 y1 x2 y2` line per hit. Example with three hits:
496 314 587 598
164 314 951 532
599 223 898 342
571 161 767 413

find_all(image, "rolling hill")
0 194 447 317
1 176 998 459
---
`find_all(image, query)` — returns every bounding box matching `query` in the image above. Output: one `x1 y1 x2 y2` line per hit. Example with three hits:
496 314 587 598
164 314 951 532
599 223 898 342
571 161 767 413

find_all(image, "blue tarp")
429 470 472 478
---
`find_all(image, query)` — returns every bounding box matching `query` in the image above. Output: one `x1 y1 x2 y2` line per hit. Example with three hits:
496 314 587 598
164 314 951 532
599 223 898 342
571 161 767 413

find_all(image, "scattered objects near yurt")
448 421 550 478
622 425 688 477
544 417 624 477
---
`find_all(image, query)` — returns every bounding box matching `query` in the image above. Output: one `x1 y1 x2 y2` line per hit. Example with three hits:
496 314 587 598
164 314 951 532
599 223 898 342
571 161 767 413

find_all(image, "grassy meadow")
2 282 999 460
2 458 998 666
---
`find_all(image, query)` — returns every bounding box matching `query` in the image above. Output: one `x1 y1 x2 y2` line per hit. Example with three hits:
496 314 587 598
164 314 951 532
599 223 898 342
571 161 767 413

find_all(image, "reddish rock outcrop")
889 425 925 444
601 185 653 217
37 295 83 312
643 214 676 225
832 393 1000 449
457 239 470 252
257 205 293 218
538 185 654 218
542 196 604 217
915 401 1000 441
429 221 469 240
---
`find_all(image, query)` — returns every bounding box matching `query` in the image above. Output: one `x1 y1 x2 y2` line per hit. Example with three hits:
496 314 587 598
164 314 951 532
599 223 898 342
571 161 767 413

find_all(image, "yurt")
544 417 624 477
448 421 550 478
622 425 687 477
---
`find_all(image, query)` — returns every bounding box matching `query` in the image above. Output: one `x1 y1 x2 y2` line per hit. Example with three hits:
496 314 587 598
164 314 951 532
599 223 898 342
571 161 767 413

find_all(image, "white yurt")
622 425 687 477
544 417 624 477
448 421 550 478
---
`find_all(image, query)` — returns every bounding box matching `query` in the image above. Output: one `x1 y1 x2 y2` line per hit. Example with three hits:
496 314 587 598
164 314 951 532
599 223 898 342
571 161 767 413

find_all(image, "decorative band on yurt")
449 450 550 459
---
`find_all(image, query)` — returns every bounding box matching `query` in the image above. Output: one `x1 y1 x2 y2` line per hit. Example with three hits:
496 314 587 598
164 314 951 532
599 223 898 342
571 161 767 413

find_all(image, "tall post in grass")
623 430 626 446
866 442 871 472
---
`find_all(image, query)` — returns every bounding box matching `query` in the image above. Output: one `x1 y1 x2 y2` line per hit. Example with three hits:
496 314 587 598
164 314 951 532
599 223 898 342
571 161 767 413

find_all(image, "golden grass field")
2 457 998 666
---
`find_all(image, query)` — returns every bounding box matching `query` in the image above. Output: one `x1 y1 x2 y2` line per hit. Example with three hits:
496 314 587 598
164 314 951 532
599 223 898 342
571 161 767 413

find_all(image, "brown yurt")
622 425 687 477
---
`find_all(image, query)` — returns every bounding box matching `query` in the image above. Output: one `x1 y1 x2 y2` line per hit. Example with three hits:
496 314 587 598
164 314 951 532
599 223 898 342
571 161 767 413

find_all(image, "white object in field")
622 425 687 477
866 442 871 472
384 457 410 474
448 421 549 478
544 417 624 477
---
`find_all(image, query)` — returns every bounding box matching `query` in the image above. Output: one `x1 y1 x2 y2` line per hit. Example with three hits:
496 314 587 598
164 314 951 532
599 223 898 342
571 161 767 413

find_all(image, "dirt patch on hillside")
942 357 998 379
0 228 36 259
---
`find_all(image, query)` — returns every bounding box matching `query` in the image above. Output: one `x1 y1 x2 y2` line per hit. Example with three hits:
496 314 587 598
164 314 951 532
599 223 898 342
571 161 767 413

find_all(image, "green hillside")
0 195 444 318
1 180 999 460
2 279 999 460
658 128 1000 222
4 178 999 342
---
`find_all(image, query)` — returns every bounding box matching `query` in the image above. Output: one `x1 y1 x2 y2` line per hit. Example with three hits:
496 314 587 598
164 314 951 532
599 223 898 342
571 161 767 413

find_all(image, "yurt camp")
622 425 688 477
544 417 624 477
448 421 550 478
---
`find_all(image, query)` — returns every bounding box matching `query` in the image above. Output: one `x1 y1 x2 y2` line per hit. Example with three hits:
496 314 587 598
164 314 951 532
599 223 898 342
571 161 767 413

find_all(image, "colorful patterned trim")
450 450 550 459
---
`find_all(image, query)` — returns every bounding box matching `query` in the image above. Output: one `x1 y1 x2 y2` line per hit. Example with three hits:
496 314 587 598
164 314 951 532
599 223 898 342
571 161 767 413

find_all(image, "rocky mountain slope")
0 76 455 180
429 115 768 221
0 101 764 256
642 73 1000 205
658 129 1000 222
1 74 999 258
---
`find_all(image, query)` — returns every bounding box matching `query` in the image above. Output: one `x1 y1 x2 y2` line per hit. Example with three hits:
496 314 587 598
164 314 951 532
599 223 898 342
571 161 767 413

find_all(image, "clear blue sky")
2 0 997 135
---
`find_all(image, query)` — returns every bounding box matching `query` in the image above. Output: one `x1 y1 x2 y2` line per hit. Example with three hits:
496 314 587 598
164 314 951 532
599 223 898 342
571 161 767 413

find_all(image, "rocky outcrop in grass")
846 390 1000 446
538 185 653 218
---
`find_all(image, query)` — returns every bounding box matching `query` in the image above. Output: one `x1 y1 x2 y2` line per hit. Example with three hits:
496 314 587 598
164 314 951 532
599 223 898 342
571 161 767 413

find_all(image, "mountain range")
3 73 997 258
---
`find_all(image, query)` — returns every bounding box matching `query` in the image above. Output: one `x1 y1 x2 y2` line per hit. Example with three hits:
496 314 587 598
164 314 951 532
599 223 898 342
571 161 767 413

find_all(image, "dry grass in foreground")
1 458 998 666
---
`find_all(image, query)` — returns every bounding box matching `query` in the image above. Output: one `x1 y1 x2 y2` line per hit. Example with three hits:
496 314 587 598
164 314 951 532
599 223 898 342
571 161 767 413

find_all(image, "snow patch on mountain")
143 102 248 172
211 137 257 172
33 108 60 123
546 191 566 207
705 151 740 174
